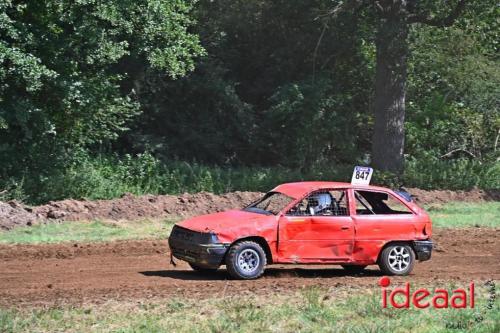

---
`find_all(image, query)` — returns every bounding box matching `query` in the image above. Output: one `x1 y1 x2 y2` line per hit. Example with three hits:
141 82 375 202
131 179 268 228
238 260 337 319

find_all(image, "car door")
277 189 354 263
350 189 417 263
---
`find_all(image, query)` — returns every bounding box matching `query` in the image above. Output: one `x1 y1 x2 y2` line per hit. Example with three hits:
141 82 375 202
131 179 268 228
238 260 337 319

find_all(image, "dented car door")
277 189 354 263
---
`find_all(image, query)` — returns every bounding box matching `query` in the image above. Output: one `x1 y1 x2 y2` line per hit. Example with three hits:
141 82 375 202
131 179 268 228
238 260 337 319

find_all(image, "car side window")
354 190 413 215
287 190 349 216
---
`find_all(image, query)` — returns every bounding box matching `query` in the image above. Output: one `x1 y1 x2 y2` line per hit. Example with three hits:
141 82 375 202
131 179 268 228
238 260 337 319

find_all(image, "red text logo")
379 277 475 309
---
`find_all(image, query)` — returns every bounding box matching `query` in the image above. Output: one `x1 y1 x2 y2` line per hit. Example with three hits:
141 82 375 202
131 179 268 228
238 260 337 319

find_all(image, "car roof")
272 181 391 199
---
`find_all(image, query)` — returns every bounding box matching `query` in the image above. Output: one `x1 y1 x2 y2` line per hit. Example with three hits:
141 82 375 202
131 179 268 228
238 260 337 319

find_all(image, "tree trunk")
371 2 408 175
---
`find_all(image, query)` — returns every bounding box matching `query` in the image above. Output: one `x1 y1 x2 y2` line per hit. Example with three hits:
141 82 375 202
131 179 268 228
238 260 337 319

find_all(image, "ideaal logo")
378 277 496 329
379 276 475 309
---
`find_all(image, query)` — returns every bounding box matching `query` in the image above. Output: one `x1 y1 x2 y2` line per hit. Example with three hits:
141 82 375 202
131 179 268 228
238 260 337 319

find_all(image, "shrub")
1 152 497 205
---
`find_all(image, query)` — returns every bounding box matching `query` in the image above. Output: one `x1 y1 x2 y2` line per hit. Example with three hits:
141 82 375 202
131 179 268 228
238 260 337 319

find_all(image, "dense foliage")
0 0 498 203
0 0 204 201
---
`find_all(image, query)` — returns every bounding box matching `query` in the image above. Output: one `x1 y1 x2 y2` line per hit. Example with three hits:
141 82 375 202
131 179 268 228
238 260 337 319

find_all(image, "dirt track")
0 228 498 307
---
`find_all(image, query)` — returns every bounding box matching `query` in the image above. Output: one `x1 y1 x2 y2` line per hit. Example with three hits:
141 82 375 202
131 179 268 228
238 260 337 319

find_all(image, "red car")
168 182 433 279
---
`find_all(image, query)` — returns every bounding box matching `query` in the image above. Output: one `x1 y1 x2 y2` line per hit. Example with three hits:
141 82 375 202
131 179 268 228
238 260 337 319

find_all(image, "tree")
127 0 373 168
328 0 469 174
0 0 204 187
406 2 500 161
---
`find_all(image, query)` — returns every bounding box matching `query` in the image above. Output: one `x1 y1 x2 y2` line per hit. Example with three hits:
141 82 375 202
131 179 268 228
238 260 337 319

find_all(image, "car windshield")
243 192 294 215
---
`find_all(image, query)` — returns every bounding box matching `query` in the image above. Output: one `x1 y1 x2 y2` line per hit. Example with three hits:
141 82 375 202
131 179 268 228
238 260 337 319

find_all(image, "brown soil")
407 187 500 205
0 191 262 230
32 191 262 222
0 228 498 307
0 201 38 231
1 188 498 231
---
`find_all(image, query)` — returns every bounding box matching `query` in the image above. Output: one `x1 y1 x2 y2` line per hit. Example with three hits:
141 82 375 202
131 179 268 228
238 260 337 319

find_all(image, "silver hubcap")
388 246 411 272
237 249 260 273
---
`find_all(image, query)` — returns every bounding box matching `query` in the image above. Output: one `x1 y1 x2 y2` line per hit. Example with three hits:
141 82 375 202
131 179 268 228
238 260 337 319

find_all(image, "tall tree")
329 0 468 174
0 0 204 179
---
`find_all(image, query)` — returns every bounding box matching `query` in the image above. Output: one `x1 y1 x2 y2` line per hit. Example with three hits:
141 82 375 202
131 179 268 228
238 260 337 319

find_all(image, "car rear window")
354 190 413 215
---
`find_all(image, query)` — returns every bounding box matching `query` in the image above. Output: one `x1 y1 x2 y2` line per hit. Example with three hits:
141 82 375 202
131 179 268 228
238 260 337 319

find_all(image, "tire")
378 243 416 276
225 241 267 279
341 265 367 274
189 263 219 273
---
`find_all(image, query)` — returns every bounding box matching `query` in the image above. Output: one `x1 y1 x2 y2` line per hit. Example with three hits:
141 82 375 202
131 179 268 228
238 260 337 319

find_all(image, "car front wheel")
225 241 267 279
378 243 415 276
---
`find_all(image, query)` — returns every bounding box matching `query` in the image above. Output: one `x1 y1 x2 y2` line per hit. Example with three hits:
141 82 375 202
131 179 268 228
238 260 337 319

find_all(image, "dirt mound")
0 188 498 231
29 188 500 222
33 191 261 222
0 201 38 231
407 187 500 205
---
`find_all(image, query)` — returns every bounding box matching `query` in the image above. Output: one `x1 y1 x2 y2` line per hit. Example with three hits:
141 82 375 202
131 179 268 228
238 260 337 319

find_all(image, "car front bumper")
168 225 228 268
414 240 433 261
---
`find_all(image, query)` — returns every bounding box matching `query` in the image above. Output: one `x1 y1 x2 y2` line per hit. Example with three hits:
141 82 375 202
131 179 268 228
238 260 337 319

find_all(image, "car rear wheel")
378 243 415 276
341 265 367 274
188 263 219 273
225 241 266 279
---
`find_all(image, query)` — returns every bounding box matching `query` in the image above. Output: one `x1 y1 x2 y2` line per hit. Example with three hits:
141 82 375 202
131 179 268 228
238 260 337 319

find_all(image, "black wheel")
188 262 219 273
378 243 415 276
225 241 267 279
341 265 367 274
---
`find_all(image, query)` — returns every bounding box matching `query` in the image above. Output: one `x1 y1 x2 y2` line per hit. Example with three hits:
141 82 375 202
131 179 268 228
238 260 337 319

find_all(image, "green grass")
0 285 498 332
0 220 176 245
427 202 500 228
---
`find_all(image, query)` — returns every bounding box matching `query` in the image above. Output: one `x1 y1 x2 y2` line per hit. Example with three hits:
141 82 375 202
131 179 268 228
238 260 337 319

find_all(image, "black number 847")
355 171 369 179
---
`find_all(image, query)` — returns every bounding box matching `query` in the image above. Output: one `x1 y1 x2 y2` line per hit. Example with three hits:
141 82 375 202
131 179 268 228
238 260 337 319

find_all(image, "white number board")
351 166 373 185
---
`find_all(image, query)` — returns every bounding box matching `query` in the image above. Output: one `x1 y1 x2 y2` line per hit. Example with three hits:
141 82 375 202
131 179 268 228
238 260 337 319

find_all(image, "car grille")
170 226 196 242
169 225 216 244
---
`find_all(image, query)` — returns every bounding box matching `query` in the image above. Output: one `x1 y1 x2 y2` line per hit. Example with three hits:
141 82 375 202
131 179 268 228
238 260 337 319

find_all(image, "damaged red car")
168 182 433 279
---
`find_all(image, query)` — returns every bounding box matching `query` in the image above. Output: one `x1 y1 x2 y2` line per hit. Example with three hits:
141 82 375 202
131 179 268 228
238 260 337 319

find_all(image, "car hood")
176 210 276 242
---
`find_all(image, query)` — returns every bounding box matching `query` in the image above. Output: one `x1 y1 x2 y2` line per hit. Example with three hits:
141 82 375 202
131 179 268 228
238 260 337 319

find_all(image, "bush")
1 152 497 205
404 156 500 190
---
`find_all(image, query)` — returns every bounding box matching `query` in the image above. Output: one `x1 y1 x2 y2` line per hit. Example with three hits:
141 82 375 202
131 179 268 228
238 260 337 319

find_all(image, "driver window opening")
354 190 413 215
287 190 348 216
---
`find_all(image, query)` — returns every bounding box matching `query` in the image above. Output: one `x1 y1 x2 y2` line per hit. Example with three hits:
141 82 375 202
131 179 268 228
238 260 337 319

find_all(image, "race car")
168 181 433 279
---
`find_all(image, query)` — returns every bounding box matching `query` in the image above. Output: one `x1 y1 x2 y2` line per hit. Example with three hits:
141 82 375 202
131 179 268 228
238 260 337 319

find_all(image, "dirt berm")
0 192 261 230
1 188 498 230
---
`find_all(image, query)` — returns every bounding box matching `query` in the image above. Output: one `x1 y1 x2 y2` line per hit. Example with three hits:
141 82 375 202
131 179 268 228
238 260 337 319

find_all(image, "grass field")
0 219 176 244
427 202 500 228
1 285 498 333
0 202 498 245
